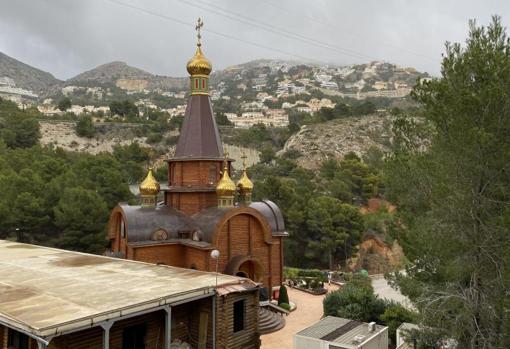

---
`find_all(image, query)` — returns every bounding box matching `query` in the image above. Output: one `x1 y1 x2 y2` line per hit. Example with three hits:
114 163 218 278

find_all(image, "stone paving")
260 284 339 349
260 276 410 348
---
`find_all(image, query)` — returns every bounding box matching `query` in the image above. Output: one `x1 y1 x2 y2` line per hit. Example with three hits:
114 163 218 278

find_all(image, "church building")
107 24 287 297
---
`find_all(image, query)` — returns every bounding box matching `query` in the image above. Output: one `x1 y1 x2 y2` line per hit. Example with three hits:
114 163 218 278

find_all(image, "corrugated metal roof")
0 240 248 338
296 316 387 347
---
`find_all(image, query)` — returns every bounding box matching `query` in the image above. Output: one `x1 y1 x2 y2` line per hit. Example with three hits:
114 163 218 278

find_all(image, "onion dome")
216 165 236 197
186 45 212 76
139 168 160 196
237 169 254 195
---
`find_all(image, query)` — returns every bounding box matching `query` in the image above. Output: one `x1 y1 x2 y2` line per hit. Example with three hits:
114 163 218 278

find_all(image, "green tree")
53 187 108 253
109 100 139 118
323 283 385 323
306 196 364 269
278 285 289 305
0 114 40 148
380 302 417 345
75 115 96 138
57 97 72 111
215 112 233 126
385 17 510 347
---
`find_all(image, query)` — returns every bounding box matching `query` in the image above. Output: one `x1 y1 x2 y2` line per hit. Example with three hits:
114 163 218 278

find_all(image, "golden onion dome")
216 165 236 197
237 169 254 194
139 168 160 196
186 45 212 76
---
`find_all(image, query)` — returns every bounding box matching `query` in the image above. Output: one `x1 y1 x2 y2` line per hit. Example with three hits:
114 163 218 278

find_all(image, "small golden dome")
237 169 253 195
186 45 212 76
139 168 160 196
216 165 236 197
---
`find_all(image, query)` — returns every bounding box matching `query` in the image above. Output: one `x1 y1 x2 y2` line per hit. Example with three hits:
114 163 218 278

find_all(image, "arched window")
151 229 168 241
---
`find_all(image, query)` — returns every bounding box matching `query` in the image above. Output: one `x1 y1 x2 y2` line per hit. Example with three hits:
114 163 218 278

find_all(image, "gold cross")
223 148 229 168
241 152 247 169
195 18 204 46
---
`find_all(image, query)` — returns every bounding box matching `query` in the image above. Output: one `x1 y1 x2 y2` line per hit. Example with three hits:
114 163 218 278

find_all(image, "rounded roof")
139 168 160 196
216 165 236 197
237 169 254 194
118 204 197 242
186 45 212 76
249 200 287 235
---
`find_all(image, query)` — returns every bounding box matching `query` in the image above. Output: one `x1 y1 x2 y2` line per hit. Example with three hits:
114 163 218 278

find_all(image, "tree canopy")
385 17 510 348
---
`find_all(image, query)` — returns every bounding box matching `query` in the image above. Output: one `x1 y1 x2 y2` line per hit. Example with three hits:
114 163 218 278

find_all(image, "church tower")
164 18 232 214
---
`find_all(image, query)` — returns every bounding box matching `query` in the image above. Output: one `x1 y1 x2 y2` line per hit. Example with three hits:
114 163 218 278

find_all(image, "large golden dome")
216 165 236 197
139 168 160 196
237 169 253 195
186 45 212 76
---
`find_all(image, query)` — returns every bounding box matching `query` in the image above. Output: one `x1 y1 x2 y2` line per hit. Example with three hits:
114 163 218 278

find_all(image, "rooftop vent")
368 322 376 332
352 335 366 344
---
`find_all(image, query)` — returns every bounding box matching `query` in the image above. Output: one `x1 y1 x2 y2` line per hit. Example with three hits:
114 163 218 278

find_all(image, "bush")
279 303 291 311
76 116 95 138
278 285 289 305
323 283 384 323
380 302 417 344
146 132 163 144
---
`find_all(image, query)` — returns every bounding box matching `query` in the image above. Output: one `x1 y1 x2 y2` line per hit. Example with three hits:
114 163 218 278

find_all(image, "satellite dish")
211 249 220 259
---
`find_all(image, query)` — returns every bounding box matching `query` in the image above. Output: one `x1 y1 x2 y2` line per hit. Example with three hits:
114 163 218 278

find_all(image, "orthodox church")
107 25 287 297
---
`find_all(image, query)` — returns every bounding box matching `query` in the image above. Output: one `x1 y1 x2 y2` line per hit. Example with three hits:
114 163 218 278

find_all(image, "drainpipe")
100 321 114 349
164 306 172 349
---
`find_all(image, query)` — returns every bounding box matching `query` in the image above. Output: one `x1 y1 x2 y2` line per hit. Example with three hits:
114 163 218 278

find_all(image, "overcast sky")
0 0 508 80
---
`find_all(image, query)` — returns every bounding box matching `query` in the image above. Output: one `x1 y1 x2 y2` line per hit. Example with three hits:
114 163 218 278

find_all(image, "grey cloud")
0 0 509 80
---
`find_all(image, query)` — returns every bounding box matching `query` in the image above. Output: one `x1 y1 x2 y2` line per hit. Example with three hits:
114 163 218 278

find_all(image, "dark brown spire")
174 95 223 159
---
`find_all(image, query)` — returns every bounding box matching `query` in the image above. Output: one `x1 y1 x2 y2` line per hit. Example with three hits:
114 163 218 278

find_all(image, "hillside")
0 52 61 94
281 114 393 169
68 61 186 91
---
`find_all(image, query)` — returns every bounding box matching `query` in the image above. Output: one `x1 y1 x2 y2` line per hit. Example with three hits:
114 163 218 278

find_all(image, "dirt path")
260 284 339 349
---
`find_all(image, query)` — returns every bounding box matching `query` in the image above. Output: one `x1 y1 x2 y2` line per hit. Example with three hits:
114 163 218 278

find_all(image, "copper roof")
174 95 223 159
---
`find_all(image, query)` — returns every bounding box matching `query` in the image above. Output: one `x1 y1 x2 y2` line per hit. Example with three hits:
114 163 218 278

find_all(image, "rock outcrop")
280 114 393 169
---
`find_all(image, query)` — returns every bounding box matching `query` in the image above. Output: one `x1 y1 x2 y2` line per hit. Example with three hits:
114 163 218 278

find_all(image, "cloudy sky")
0 0 508 80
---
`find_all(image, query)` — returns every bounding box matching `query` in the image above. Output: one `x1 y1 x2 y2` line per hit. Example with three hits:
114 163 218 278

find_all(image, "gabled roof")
174 94 223 159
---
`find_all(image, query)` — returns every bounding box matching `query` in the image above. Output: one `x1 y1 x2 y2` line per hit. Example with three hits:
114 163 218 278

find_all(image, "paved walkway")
261 276 410 348
261 284 339 349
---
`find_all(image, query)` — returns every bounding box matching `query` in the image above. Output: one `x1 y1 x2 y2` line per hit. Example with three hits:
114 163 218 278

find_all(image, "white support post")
37 342 47 349
101 321 114 349
164 306 172 349
212 293 216 349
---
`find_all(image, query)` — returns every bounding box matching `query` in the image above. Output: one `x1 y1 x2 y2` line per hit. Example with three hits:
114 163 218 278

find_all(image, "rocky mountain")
280 114 394 169
0 52 61 93
68 61 186 90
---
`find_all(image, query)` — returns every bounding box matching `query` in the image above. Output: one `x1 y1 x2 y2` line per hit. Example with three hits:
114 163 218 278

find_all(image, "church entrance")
225 256 264 283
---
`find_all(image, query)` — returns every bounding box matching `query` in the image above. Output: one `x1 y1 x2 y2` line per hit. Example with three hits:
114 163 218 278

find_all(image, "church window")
209 164 216 185
202 78 205 89
120 218 125 238
122 324 146 349
233 300 245 333
151 229 168 241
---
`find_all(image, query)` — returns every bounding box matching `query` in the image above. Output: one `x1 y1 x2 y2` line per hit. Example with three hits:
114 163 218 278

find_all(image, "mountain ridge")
0 52 61 93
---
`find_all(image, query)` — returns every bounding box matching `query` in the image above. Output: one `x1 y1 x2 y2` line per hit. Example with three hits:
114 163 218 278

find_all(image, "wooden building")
106 22 287 297
0 240 260 349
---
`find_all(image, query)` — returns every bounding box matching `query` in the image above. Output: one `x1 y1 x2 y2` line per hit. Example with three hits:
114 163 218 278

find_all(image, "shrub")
146 132 163 144
278 285 289 305
323 283 384 323
380 302 417 344
76 116 95 138
279 303 291 311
